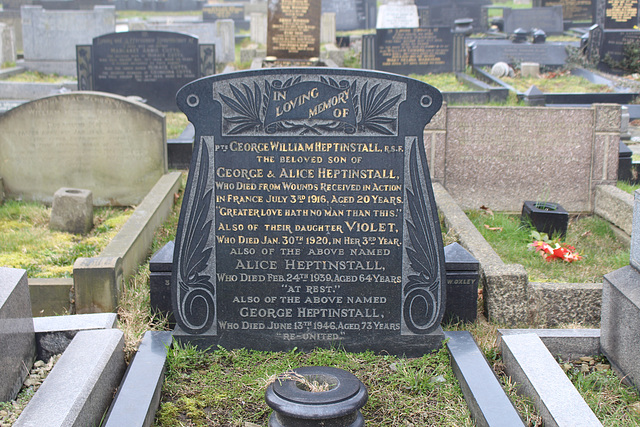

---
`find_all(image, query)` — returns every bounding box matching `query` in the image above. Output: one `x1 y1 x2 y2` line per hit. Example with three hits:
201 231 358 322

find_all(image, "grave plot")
474 66 640 105
0 201 133 278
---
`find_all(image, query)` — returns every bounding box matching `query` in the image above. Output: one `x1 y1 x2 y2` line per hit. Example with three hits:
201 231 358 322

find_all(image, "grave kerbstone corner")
73 257 124 314
0 267 36 402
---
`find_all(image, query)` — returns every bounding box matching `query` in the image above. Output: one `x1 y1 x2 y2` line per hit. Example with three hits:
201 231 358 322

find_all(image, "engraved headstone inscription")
375 27 465 74
601 0 639 29
203 3 245 22
535 0 595 25
172 68 446 356
76 31 215 111
267 0 321 59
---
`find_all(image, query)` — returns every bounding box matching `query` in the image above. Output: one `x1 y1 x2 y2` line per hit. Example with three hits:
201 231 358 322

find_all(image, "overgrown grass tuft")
156 344 473 426
0 201 132 277
617 180 640 195
467 210 629 283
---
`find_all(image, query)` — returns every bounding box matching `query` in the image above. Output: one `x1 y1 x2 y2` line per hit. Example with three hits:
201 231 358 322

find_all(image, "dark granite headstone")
503 6 564 35
267 0 321 59
203 3 244 21
444 243 479 323
417 0 490 28
171 68 445 356
150 241 176 324
535 0 595 24
374 27 465 74
468 39 576 68
323 0 376 31
598 0 639 29
76 31 215 112
600 29 640 68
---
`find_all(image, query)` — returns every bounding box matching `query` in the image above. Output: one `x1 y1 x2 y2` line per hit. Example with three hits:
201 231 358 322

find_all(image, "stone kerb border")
434 183 632 326
28 172 182 316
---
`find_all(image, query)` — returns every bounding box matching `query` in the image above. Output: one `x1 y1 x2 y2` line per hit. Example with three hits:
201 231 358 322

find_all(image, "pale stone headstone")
377 3 419 28
0 92 167 206
250 12 268 45
215 19 236 63
321 12 336 44
0 23 16 65
21 5 115 76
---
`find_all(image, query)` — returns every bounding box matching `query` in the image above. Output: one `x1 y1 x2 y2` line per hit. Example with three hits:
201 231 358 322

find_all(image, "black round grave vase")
265 366 368 427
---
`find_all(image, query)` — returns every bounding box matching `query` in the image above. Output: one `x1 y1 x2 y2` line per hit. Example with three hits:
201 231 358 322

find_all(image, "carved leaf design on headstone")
220 83 263 134
357 82 401 135
403 140 441 333
176 142 215 334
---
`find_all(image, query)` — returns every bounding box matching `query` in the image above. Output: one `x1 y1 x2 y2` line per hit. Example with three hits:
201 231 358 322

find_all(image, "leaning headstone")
267 0 321 59
374 27 465 74
0 92 167 206
0 268 36 402
77 31 215 111
21 5 115 76
49 188 94 234
171 68 446 356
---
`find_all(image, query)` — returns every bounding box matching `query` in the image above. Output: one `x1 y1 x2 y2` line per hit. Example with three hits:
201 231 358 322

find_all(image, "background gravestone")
417 0 491 28
374 27 465 74
322 0 377 31
267 0 321 59
377 2 419 28
77 31 215 111
21 5 114 76
172 68 445 356
534 0 595 26
503 6 564 35
588 0 640 72
0 92 167 206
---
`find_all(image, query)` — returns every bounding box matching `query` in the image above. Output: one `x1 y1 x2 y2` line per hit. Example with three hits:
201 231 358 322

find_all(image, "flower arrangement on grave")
528 230 582 263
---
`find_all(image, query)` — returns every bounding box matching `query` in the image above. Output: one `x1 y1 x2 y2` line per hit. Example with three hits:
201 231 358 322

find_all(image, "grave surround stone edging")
434 182 631 326
24 172 182 316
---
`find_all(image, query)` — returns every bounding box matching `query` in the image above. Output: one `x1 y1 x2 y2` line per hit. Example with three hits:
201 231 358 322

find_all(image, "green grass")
617 181 640 194
500 72 613 93
4 71 76 83
410 73 476 92
0 200 132 278
165 112 190 139
467 211 629 283
562 357 640 426
155 344 473 427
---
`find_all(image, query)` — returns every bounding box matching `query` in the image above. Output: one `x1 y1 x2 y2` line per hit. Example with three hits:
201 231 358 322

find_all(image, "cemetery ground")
122 181 640 426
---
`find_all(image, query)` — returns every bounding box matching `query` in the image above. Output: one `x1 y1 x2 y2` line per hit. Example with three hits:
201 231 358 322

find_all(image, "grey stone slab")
28 277 73 317
103 331 173 427
500 333 602 427
601 266 640 392
445 331 525 427
14 329 126 427
33 313 118 361
594 184 633 235
631 190 640 270
0 267 36 402
498 328 601 359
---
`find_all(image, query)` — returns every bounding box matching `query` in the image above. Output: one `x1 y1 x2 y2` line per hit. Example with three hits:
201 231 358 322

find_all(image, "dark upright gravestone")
171 68 446 356
588 0 640 72
503 6 565 35
76 31 215 112
417 0 490 29
322 0 377 31
534 0 595 26
374 27 465 74
267 0 321 59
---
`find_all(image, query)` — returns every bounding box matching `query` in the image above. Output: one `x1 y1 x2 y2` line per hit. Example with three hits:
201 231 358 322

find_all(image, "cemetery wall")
425 103 620 213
